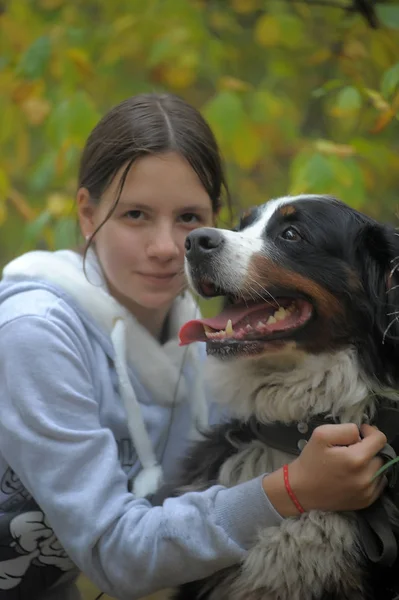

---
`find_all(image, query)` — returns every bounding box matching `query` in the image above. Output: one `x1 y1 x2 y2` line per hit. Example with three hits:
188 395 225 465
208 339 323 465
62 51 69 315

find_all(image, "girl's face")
78 152 214 323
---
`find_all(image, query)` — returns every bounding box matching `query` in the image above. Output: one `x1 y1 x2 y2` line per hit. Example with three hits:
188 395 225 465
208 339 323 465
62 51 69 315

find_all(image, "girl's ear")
77 188 96 239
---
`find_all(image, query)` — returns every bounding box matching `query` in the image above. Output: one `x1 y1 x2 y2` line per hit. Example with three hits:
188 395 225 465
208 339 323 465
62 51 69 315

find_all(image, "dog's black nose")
185 228 224 259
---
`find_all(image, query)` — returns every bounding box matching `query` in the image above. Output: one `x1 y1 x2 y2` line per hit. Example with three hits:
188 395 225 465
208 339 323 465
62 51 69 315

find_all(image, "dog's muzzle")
185 227 225 267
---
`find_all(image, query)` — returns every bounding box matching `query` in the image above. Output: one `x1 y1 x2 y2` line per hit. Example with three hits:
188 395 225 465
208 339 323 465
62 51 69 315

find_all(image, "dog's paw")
230 511 365 600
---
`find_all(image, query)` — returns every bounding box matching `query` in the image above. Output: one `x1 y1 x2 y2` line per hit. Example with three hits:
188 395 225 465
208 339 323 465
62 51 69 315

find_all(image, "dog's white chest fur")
202 349 370 600
206 348 371 424
207 438 362 600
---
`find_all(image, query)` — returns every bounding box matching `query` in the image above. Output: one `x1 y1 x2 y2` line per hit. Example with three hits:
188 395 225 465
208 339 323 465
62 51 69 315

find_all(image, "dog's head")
180 195 399 395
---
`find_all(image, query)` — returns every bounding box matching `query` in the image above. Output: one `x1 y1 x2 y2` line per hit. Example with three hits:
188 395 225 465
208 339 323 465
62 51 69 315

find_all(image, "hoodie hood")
2 249 209 498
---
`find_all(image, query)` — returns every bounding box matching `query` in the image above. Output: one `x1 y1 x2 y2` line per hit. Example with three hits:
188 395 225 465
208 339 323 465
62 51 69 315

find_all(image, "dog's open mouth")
179 297 314 356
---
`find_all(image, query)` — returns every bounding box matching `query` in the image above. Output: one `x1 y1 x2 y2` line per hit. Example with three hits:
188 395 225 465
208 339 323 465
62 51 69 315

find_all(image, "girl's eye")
179 213 200 224
125 210 144 220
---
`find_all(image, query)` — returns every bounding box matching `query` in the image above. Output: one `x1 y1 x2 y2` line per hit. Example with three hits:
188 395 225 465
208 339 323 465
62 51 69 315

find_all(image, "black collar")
229 400 399 576
237 403 399 457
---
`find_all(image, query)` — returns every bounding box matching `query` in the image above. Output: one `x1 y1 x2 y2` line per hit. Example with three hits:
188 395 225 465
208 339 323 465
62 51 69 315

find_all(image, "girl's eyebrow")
178 205 211 213
117 201 210 213
117 202 151 211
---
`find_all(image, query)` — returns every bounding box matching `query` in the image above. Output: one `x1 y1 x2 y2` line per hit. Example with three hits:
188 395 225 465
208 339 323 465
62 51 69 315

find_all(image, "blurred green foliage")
1 0 399 266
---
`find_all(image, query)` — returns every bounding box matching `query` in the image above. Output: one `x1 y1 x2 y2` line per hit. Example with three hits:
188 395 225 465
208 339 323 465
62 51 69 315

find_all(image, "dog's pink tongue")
179 304 266 346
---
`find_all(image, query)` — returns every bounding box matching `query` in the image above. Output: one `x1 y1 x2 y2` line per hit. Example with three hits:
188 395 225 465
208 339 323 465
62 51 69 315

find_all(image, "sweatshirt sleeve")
0 305 282 599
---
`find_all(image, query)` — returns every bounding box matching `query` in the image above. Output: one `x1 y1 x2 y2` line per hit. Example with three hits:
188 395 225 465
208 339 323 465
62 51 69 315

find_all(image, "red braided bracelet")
283 463 305 514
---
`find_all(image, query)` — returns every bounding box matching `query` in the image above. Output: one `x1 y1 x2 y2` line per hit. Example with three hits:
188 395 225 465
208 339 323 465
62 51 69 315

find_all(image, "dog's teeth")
267 316 277 325
204 325 215 339
225 319 234 336
245 324 253 332
274 307 287 321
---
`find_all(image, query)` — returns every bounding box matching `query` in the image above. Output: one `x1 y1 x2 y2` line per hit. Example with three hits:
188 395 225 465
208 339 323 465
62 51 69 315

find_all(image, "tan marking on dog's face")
279 205 296 217
246 254 343 320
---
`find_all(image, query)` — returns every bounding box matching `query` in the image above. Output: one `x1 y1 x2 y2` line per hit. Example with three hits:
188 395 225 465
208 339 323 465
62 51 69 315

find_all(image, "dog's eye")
280 227 301 242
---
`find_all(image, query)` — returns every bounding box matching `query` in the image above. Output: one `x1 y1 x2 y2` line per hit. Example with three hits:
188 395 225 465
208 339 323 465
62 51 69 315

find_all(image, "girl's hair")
78 93 231 245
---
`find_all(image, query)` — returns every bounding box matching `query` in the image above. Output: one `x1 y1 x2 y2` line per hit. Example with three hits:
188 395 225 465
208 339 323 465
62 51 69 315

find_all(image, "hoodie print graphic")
0 469 75 597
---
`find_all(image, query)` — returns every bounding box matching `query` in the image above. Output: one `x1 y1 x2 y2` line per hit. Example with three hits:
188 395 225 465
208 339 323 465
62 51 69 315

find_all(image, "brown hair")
78 93 231 248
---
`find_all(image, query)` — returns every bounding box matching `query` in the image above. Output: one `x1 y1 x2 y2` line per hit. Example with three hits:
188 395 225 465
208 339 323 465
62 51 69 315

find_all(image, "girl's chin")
132 290 181 311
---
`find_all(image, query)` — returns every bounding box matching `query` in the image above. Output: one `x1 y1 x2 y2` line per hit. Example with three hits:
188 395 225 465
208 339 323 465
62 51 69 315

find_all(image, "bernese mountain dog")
174 194 399 600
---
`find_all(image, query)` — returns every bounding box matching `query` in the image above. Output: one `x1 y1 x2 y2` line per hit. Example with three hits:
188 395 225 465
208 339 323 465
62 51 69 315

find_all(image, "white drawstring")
111 318 163 498
187 344 209 441
111 316 209 497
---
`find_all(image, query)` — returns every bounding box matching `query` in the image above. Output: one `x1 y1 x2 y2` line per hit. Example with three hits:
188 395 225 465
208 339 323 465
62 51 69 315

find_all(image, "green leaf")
147 37 174 67
231 121 263 170
24 210 52 243
381 63 399 98
69 93 100 143
376 4 399 29
29 153 56 193
203 91 246 145
312 80 343 98
249 90 282 123
276 14 304 49
335 86 362 112
0 169 10 198
16 36 51 79
46 93 100 147
306 154 333 188
53 217 78 250
290 152 333 194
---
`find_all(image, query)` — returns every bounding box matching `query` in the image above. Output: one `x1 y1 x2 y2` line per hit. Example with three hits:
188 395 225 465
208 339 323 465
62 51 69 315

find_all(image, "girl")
0 93 387 600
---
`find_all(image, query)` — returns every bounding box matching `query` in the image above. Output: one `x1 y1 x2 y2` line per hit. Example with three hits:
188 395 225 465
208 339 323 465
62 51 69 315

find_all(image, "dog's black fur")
171 195 399 600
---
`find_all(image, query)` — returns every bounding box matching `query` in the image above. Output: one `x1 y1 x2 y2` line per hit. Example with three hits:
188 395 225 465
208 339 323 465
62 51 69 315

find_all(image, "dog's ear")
356 223 399 388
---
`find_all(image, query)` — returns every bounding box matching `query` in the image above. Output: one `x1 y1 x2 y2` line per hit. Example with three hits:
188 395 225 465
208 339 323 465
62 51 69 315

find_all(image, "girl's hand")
263 423 387 517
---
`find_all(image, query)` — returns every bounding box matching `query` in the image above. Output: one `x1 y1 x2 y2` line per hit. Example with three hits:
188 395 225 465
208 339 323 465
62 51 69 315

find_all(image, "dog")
172 194 399 600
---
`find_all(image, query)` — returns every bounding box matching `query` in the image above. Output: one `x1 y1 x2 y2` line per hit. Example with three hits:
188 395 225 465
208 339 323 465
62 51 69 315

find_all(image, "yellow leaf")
218 76 251 92
255 15 281 47
169 27 190 45
289 181 308 196
343 40 368 60
162 66 197 89
0 201 7 226
370 36 392 70
112 15 137 35
231 0 260 14
12 80 45 104
49 54 64 79
16 128 29 168
47 193 74 217
371 108 396 133
308 49 332 66
314 140 355 158
21 97 51 125
0 169 10 199
209 11 237 32
231 123 263 170
8 189 36 221
67 48 93 77
180 51 199 70
39 0 65 8
365 89 390 112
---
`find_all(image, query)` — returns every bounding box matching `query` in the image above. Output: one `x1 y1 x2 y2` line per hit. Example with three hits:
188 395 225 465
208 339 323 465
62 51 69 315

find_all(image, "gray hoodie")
0 249 282 600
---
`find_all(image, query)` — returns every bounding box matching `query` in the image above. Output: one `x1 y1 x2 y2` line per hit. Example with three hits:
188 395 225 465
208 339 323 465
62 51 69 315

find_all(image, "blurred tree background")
1 0 399 268
1 2 399 598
